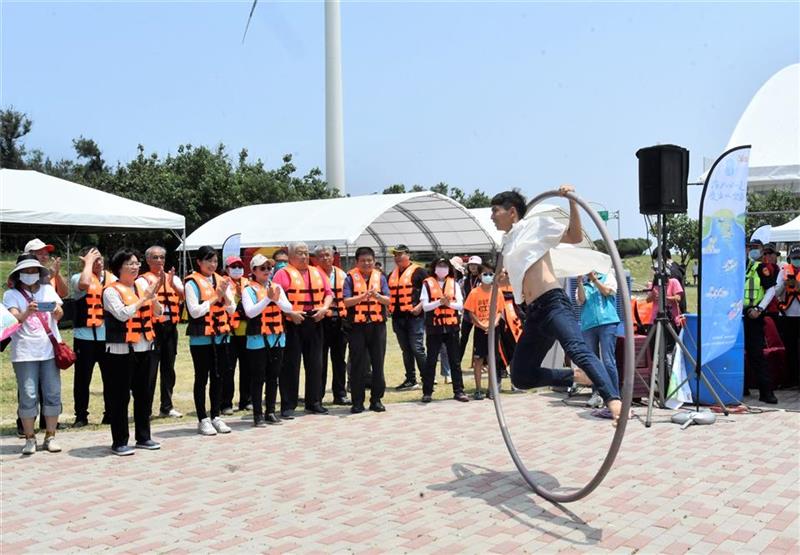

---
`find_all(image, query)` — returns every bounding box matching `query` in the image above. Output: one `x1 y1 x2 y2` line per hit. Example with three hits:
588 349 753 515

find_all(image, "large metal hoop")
487 190 635 503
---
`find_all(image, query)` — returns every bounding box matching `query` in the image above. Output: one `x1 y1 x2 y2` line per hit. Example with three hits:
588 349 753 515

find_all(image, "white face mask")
229 268 244 279
434 267 449 279
481 273 494 285
19 273 40 286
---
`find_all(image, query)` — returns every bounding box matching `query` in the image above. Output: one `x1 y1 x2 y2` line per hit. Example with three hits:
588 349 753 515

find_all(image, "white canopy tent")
696 63 800 192
183 192 496 255
770 215 800 244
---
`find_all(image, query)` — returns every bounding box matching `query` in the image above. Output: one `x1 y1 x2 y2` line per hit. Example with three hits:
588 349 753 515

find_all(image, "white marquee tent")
770 215 800 244
183 192 496 254
697 63 800 192
0 169 186 232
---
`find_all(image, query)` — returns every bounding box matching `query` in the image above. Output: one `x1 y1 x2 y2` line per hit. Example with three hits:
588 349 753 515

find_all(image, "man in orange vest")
343 246 391 413
388 244 427 390
775 245 800 385
272 242 334 417
70 246 116 427
315 245 350 405
138 246 185 419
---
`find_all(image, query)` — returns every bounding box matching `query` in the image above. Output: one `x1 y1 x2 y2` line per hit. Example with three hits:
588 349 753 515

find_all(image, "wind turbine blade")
242 0 259 44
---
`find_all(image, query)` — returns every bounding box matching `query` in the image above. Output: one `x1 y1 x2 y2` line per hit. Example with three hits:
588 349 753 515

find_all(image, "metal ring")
487 190 635 503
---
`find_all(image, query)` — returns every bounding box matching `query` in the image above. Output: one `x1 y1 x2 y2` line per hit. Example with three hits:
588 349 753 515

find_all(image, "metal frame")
486 190 634 503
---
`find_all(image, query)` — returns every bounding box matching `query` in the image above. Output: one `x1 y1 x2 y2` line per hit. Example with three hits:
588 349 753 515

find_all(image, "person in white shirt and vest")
139 246 184 419
315 245 350 405
490 187 622 425
343 246 391 413
743 239 778 404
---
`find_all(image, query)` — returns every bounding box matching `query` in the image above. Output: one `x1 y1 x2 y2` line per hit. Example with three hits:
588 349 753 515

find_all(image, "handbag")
19 288 76 370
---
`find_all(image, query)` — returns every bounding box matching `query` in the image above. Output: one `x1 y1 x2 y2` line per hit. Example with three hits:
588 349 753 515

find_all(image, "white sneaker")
198 418 217 436
168 409 183 418
43 436 61 453
22 437 37 455
586 392 604 409
211 417 231 434
444 376 452 384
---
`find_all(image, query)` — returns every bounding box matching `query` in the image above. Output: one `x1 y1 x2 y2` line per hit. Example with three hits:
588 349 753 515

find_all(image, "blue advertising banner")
698 146 751 365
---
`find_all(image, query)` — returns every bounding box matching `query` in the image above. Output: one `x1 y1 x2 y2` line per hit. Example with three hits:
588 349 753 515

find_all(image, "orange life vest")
184 272 231 336
103 281 155 344
779 263 799 313
141 272 181 324
227 276 250 331
347 269 385 323
501 286 523 341
388 263 421 313
325 266 348 318
284 265 326 312
423 276 459 328
631 298 653 335
74 271 114 328
245 282 285 336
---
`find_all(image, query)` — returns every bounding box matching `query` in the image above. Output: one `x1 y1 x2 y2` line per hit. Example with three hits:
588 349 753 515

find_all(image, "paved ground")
1 389 799 554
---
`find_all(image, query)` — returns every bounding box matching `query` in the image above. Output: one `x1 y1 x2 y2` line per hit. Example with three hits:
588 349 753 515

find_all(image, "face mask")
748 249 762 261
19 273 39 286
434 267 449 279
229 268 244 279
481 273 494 285
275 261 288 271
791 258 800 268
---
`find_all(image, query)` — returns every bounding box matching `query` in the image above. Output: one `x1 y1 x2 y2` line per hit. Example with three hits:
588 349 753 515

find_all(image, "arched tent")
183 192 496 255
771 215 800 244
696 63 800 192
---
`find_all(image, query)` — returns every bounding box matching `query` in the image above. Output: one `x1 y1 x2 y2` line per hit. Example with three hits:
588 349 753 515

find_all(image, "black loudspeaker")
636 144 689 215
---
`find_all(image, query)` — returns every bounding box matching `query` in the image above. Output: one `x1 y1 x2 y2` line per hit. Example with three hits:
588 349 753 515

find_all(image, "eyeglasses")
149 255 166 260
124 261 142 268
229 265 244 270
254 265 270 272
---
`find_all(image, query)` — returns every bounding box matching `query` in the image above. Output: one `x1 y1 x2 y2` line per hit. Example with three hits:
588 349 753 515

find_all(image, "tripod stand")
636 214 728 427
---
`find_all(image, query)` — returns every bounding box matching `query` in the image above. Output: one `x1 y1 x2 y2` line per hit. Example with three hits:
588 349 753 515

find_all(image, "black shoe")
333 397 351 406
421 395 432 403
759 392 778 404
454 392 469 403
135 439 161 450
369 401 386 412
473 390 485 401
101 416 111 425
394 380 419 391
280 410 295 420
265 413 282 425
350 405 365 414
253 416 267 428
305 403 329 415
72 419 89 429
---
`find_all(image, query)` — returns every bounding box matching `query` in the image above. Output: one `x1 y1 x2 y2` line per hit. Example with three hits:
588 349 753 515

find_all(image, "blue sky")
2 1 798 238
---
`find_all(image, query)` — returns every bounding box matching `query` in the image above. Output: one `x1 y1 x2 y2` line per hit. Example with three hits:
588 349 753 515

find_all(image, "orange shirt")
464 286 503 328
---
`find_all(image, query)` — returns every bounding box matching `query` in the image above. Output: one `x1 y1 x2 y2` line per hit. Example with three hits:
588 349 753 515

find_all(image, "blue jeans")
13 359 61 418
511 289 620 403
439 344 451 377
391 315 426 383
582 323 620 395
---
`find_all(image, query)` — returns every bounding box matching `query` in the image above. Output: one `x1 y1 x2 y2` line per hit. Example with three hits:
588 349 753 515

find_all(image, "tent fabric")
770 215 800 244
696 63 800 192
183 192 496 253
0 169 185 231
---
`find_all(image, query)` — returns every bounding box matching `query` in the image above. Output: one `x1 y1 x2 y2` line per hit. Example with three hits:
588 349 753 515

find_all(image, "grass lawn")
0 254 697 434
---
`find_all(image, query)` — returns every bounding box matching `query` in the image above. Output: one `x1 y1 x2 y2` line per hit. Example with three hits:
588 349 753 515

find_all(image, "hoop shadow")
428 463 602 546
67 445 113 459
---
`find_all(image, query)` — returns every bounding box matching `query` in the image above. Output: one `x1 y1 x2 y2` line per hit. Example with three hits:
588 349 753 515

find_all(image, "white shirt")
102 286 155 354
420 278 464 312
242 282 293 318
501 216 566 304
2 285 63 362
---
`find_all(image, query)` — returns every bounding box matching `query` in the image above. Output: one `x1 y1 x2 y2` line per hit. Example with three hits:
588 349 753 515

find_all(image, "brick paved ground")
1 389 798 554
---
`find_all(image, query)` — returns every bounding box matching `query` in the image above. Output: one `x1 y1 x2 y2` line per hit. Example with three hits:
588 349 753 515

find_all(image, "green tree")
0 107 32 169
650 214 699 266
746 188 800 239
382 184 406 194
463 189 491 208
73 136 106 182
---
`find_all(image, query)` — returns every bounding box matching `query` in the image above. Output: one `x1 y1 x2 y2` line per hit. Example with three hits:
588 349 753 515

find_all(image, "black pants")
744 315 773 394
222 335 250 410
248 343 283 418
423 329 464 396
150 322 179 415
321 317 348 401
281 320 324 412
348 322 387 408
73 338 111 421
777 316 799 386
106 350 155 448
190 340 228 421
458 318 473 366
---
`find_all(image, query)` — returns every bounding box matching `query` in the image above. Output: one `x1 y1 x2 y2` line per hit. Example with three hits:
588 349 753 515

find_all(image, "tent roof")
771 215 800 244
183 192 496 252
697 64 800 191
468 205 595 249
0 169 185 231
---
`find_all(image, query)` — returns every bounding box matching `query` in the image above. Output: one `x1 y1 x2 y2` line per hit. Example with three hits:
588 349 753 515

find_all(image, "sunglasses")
254 265 270 272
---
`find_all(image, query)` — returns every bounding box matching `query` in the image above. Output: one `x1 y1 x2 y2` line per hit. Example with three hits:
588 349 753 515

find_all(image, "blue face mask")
275 261 288 271
791 258 800 268
748 249 762 261
481 273 494 285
